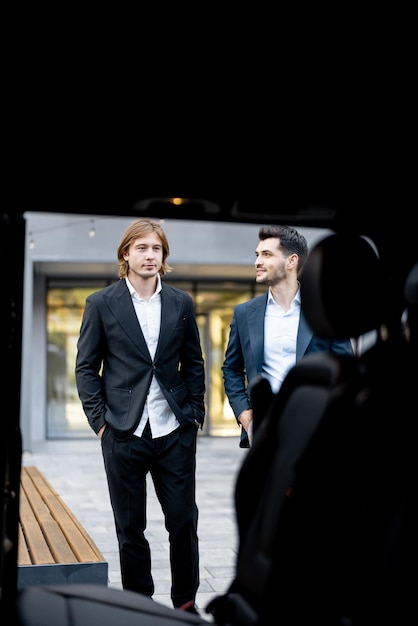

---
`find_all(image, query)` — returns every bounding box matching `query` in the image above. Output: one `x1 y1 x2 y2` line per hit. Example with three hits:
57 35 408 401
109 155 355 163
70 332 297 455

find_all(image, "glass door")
46 281 261 438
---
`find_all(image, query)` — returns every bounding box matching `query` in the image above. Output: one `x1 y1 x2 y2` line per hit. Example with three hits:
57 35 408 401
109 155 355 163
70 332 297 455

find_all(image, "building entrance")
46 279 263 439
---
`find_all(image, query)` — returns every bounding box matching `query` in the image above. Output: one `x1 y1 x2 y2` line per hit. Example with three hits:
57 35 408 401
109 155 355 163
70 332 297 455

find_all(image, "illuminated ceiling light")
132 197 220 215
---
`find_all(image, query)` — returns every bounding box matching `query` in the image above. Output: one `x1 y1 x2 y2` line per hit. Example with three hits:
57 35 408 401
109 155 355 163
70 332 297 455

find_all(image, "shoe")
176 600 200 615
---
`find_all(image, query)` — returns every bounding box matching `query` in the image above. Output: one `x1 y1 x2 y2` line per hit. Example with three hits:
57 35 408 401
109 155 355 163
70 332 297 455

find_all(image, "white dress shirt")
262 285 301 394
126 276 180 438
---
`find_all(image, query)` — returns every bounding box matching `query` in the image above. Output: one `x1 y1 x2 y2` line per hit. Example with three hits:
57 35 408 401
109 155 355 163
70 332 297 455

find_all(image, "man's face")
254 237 287 287
124 232 163 280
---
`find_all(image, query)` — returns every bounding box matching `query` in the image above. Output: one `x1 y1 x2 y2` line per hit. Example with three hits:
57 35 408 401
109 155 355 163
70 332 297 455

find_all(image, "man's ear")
287 253 299 268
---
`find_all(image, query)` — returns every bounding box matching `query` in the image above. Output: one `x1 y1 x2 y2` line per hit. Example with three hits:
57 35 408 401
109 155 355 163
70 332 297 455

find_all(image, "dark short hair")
258 225 309 271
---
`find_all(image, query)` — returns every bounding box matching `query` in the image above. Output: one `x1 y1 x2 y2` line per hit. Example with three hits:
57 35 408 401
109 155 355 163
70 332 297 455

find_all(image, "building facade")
21 212 331 451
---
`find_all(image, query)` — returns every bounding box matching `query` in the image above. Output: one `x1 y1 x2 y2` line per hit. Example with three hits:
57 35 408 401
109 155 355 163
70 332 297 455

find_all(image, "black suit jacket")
75 279 205 440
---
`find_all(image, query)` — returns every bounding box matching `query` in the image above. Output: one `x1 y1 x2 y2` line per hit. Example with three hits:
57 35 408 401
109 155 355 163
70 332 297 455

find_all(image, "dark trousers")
101 423 199 607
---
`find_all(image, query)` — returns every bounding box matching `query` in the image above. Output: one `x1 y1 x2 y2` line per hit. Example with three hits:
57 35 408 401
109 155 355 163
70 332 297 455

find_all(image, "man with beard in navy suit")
222 225 353 448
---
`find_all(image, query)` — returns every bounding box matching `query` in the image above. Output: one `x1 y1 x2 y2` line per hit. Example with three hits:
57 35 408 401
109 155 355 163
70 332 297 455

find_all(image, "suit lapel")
155 286 181 358
296 312 314 360
247 294 268 372
247 294 313 366
104 281 149 353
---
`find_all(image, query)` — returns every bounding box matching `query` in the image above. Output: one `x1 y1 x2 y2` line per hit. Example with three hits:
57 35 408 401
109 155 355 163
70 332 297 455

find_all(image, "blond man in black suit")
76 219 205 615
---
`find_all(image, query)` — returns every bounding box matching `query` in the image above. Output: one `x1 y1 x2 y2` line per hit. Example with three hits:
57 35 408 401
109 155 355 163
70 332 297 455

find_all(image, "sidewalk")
21 434 244 620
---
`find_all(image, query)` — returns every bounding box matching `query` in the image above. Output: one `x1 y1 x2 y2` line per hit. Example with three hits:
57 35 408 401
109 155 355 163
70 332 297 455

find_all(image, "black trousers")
101 423 199 607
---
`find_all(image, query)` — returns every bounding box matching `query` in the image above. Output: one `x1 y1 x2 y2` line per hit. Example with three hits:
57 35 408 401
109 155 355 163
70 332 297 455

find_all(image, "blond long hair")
117 219 173 279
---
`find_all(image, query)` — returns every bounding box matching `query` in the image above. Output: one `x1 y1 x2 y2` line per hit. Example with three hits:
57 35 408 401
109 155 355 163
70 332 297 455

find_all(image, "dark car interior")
2 154 417 625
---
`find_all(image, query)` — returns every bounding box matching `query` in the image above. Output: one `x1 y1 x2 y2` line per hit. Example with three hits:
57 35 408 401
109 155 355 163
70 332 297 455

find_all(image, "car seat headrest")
300 233 386 340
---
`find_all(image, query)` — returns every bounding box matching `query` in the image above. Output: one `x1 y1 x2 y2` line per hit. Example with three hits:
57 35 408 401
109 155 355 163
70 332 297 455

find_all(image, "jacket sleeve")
178 296 206 426
222 307 252 423
75 296 107 435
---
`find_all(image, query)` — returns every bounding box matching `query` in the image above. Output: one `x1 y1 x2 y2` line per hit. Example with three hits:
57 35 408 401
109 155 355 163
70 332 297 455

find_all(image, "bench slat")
19 466 106 565
20 469 77 564
24 466 104 562
18 522 32 566
40 520 79 563
46 503 99 562
18 466 109 589
19 488 55 564
58 497 105 562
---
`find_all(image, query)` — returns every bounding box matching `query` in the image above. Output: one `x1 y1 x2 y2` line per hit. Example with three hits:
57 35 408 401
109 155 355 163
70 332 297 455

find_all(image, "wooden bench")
18 465 108 589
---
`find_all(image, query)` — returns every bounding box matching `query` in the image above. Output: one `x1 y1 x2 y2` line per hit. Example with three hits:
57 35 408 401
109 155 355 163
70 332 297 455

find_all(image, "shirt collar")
267 282 301 306
125 274 162 298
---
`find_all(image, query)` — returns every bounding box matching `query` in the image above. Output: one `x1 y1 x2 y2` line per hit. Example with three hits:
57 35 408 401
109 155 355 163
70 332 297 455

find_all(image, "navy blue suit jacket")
222 292 354 447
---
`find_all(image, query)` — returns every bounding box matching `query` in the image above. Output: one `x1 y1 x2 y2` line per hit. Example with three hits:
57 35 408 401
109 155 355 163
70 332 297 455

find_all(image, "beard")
257 263 286 287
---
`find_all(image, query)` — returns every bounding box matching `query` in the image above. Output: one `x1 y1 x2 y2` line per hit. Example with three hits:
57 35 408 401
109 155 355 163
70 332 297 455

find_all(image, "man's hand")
238 409 253 433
